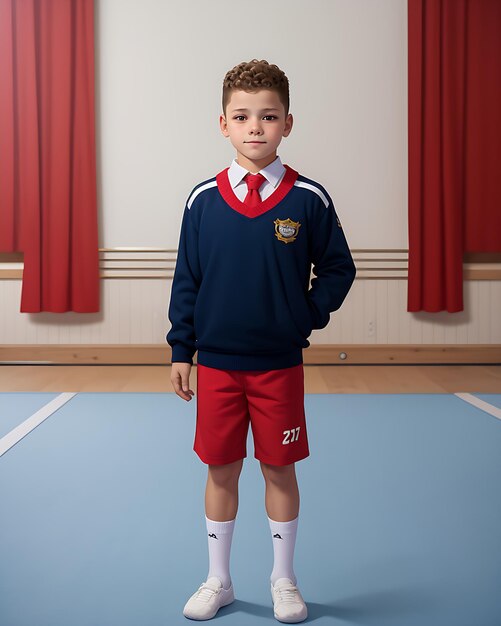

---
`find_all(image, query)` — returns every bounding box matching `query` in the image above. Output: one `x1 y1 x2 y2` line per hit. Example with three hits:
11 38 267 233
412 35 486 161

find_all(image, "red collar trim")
216 164 299 218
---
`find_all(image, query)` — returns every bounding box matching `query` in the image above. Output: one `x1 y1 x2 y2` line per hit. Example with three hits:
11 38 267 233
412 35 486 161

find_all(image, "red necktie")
243 172 266 208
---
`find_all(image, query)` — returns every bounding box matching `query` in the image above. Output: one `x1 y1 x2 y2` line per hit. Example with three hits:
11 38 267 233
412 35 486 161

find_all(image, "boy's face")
220 89 293 173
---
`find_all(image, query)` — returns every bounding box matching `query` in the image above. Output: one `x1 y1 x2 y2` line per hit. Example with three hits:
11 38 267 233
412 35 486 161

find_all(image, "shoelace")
275 584 300 604
195 584 221 602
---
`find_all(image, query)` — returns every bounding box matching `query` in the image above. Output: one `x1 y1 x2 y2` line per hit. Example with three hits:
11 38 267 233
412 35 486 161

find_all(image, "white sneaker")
183 576 235 620
270 578 308 623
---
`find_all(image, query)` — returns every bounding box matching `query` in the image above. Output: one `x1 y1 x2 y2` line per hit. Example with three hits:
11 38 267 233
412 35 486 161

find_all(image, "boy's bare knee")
260 460 296 484
208 457 244 485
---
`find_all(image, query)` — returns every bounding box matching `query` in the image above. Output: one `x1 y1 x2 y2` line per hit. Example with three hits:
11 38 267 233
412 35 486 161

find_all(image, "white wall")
95 0 408 249
6 0 495 348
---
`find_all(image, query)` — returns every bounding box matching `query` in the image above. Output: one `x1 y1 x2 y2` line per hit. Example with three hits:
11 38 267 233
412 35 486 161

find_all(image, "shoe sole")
272 613 308 624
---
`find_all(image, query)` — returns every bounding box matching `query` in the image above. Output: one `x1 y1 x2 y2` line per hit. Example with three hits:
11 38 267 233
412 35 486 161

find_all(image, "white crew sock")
268 515 298 587
205 515 235 590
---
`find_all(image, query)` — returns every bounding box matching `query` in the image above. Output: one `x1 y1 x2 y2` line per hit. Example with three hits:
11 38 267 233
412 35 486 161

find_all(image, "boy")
167 59 356 622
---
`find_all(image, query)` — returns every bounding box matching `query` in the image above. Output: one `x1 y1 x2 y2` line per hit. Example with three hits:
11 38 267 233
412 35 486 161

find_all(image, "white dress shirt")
227 155 287 202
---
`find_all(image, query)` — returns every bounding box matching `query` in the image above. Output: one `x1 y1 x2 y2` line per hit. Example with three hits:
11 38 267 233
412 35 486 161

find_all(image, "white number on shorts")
282 427 300 445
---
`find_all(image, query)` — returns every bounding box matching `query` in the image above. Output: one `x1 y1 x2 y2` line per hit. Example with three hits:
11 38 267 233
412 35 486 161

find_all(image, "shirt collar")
228 155 285 190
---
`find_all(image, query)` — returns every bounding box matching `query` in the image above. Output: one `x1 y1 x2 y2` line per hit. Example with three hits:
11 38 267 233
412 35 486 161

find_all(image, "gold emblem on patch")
336 215 342 228
274 218 301 243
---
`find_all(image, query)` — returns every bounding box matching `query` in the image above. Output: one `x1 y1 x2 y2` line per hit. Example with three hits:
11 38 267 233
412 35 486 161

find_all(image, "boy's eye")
233 115 277 121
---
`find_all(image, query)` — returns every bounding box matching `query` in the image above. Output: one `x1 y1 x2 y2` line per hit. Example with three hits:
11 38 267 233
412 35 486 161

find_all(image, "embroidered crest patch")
274 218 301 243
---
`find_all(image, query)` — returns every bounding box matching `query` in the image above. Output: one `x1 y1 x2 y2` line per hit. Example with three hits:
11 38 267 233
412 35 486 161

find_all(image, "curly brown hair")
222 59 289 118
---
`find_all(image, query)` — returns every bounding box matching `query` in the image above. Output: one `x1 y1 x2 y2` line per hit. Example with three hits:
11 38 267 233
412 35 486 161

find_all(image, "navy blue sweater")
166 164 356 370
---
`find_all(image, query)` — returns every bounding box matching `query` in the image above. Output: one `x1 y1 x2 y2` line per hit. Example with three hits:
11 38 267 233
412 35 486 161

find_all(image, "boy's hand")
170 362 195 401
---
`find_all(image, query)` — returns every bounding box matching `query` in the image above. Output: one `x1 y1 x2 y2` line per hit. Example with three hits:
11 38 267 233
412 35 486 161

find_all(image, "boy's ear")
283 113 294 137
219 115 228 134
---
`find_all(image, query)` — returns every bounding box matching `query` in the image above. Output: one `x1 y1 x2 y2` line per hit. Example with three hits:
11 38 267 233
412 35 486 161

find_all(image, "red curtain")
407 0 501 313
0 0 99 312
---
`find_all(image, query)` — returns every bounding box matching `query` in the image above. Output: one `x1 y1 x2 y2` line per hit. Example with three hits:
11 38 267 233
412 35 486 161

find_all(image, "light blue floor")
1 392 500 626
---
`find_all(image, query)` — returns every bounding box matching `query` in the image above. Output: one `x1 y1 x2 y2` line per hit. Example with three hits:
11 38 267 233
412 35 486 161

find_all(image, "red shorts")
194 363 310 466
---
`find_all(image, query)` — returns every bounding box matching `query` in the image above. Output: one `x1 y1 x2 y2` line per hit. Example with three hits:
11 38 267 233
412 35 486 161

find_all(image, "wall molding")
1 249 500 280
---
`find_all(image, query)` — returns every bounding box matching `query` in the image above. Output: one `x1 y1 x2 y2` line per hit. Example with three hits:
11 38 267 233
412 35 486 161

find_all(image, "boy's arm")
307 195 357 330
166 203 201 364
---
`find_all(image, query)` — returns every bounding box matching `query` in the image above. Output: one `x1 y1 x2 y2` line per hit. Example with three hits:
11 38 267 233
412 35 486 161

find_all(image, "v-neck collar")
216 163 299 218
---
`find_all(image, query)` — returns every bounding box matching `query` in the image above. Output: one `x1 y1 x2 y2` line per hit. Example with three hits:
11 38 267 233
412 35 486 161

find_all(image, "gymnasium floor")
1 367 500 626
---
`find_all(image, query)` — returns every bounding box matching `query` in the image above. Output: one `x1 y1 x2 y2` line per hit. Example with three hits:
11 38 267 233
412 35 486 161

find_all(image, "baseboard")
0 345 499 365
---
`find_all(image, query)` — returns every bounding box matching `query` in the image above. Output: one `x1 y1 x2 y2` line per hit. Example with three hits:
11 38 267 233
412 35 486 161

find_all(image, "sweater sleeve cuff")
171 343 196 365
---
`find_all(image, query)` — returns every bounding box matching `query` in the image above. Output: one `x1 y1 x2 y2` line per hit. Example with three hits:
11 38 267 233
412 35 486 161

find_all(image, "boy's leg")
237 362 308 620
183 454 243 619
243 364 308 589
260 461 299 521
204 458 243 590
261 461 299 586
261 460 308 623
206 458 244 521
193 365 249 594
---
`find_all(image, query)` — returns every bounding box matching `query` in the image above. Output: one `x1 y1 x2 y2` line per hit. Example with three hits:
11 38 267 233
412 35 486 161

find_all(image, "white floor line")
454 392 501 421
0 392 78 457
